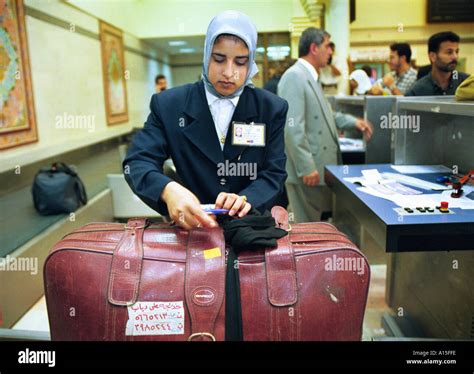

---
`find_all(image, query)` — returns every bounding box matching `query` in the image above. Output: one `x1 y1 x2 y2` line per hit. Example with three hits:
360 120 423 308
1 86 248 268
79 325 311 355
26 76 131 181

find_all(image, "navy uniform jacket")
123 80 289 216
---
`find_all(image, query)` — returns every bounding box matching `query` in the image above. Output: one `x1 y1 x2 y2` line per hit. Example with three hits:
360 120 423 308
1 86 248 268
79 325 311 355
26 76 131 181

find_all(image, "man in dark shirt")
406 31 469 96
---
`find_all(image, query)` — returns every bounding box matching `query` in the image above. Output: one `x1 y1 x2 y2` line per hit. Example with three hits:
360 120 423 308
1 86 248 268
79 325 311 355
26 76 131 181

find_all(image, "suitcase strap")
107 218 148 306
185 228 226 341
267 206 297 307
267 207 298 341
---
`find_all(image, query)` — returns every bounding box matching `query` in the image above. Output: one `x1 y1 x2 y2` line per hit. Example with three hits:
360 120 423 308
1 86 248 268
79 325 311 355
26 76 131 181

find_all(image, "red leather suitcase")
44 206 369 341
239 207 370 341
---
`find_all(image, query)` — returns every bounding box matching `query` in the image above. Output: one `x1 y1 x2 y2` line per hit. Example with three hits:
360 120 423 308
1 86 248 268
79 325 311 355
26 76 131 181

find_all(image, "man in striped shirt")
370 43 417 95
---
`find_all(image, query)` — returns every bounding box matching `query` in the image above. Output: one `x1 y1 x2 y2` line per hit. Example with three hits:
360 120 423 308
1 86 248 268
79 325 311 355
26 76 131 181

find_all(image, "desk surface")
325 164 474 252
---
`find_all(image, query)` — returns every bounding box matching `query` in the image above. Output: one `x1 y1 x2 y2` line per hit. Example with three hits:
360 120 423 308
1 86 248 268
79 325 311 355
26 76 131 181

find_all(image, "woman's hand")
215 192 252 218
161 182 217 230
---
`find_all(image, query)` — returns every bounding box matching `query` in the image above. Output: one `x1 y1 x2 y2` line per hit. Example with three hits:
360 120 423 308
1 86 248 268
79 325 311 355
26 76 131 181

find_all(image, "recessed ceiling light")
267 46 291 52
179 48 195 53
168 41 187 46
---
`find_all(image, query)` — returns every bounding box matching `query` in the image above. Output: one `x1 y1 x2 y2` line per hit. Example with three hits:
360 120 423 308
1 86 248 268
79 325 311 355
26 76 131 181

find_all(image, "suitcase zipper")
61 225 178 239
289 231 348 236
49 245 189 263
237 244 362 263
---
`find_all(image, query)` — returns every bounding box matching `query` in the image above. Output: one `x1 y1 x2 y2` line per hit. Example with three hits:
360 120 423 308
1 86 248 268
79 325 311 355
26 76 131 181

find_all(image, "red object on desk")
440 201 449 209
447 169 474 198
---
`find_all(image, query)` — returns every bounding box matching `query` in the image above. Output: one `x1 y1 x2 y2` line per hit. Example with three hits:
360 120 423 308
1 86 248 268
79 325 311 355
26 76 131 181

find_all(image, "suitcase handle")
108 218 149 306
271 206 290 231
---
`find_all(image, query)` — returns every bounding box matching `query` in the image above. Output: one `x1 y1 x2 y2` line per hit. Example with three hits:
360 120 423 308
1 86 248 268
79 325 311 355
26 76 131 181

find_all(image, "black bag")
32 162 87 215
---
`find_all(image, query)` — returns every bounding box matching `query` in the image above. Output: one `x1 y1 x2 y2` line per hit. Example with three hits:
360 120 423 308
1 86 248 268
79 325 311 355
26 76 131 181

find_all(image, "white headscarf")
349 69 372 95
202 10 259 99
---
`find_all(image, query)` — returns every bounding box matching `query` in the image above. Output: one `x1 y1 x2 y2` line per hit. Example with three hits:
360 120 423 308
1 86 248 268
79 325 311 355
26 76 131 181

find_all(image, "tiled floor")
12 265 390 339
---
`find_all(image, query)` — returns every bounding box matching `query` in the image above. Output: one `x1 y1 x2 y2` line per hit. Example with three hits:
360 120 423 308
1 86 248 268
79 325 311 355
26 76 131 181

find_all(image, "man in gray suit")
278 27 373 223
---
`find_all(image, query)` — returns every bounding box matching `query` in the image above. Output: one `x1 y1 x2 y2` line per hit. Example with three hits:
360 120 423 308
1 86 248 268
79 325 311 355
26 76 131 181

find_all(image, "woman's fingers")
185 212 202 229
189 205 217 228
229 195 246 216
172 212 193 230
215 193 249 217
215 192 227 209
172 205 215 230
222 194 239 211
238 202 252 217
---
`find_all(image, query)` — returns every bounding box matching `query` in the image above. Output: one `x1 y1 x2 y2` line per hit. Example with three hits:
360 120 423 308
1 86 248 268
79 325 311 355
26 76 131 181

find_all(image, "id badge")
231 121 266 147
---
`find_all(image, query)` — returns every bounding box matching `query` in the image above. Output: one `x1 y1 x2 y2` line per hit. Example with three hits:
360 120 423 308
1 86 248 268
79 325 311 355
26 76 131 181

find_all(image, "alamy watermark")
55 112 95 133
18 348 55 367
217 160 257 180
380 113 420 133
324 254 365 275
0 255 38 275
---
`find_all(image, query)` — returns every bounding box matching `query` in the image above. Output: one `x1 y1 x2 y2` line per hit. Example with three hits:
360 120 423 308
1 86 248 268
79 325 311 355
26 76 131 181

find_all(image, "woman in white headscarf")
349 69 373 95
124 11 289 230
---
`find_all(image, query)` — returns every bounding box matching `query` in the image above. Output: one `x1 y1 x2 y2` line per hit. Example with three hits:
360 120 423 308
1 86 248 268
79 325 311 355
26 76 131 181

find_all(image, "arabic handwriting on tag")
126 301 185 336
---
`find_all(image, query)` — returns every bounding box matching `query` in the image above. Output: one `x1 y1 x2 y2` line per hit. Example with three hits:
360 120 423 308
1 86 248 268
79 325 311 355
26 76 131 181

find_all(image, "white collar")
298 58 319 82
204 84 240 107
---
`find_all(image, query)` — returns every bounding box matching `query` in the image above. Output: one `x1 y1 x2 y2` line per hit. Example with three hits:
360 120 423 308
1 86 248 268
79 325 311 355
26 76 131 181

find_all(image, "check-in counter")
331 96 393 164
391 96 473 172
325 97 474 339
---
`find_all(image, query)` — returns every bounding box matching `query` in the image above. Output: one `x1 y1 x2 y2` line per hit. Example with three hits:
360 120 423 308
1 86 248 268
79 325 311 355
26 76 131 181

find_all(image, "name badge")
231 121 266 147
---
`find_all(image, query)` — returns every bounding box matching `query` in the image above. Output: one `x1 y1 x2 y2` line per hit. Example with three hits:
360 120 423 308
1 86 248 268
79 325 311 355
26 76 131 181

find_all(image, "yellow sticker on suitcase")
203 247 221 260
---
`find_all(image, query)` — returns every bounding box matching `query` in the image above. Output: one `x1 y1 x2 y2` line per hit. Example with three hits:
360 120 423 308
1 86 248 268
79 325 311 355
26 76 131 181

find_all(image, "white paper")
345 170 421 195
390 165 452 174
381 172 450 191
361 169 382 184
125 301 185 336
339 138 365 152
370 182 422 195
358 186 394 200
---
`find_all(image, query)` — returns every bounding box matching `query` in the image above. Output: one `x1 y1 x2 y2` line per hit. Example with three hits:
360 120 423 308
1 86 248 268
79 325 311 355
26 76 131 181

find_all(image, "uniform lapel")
182 81 224 165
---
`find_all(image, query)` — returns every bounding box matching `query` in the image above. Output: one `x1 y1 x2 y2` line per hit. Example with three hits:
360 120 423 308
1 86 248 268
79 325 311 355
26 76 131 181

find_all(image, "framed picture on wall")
99 21 128 125
0 0 38 150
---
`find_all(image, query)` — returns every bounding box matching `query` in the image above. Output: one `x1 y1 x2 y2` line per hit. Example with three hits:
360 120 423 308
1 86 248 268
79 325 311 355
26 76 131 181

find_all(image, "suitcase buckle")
187 332 216 342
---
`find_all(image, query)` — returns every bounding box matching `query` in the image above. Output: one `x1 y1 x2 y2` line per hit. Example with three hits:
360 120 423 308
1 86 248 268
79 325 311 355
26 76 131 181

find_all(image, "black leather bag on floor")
32 162 88 215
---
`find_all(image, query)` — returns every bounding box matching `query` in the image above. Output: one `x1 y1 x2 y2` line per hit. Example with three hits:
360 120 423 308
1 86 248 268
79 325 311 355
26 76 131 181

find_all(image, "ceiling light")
168 41 187 46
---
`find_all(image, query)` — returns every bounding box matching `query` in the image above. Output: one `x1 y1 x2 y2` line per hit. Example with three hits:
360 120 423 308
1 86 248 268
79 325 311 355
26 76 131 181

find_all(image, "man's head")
299 27 332 69
428 31 460 73
155 74 167 92
207 34 249 96
361 65 373 78
389 43 412 72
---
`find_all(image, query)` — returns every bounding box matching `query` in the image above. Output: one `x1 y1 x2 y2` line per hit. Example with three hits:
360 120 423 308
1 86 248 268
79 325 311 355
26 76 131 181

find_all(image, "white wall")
68 0 296 38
